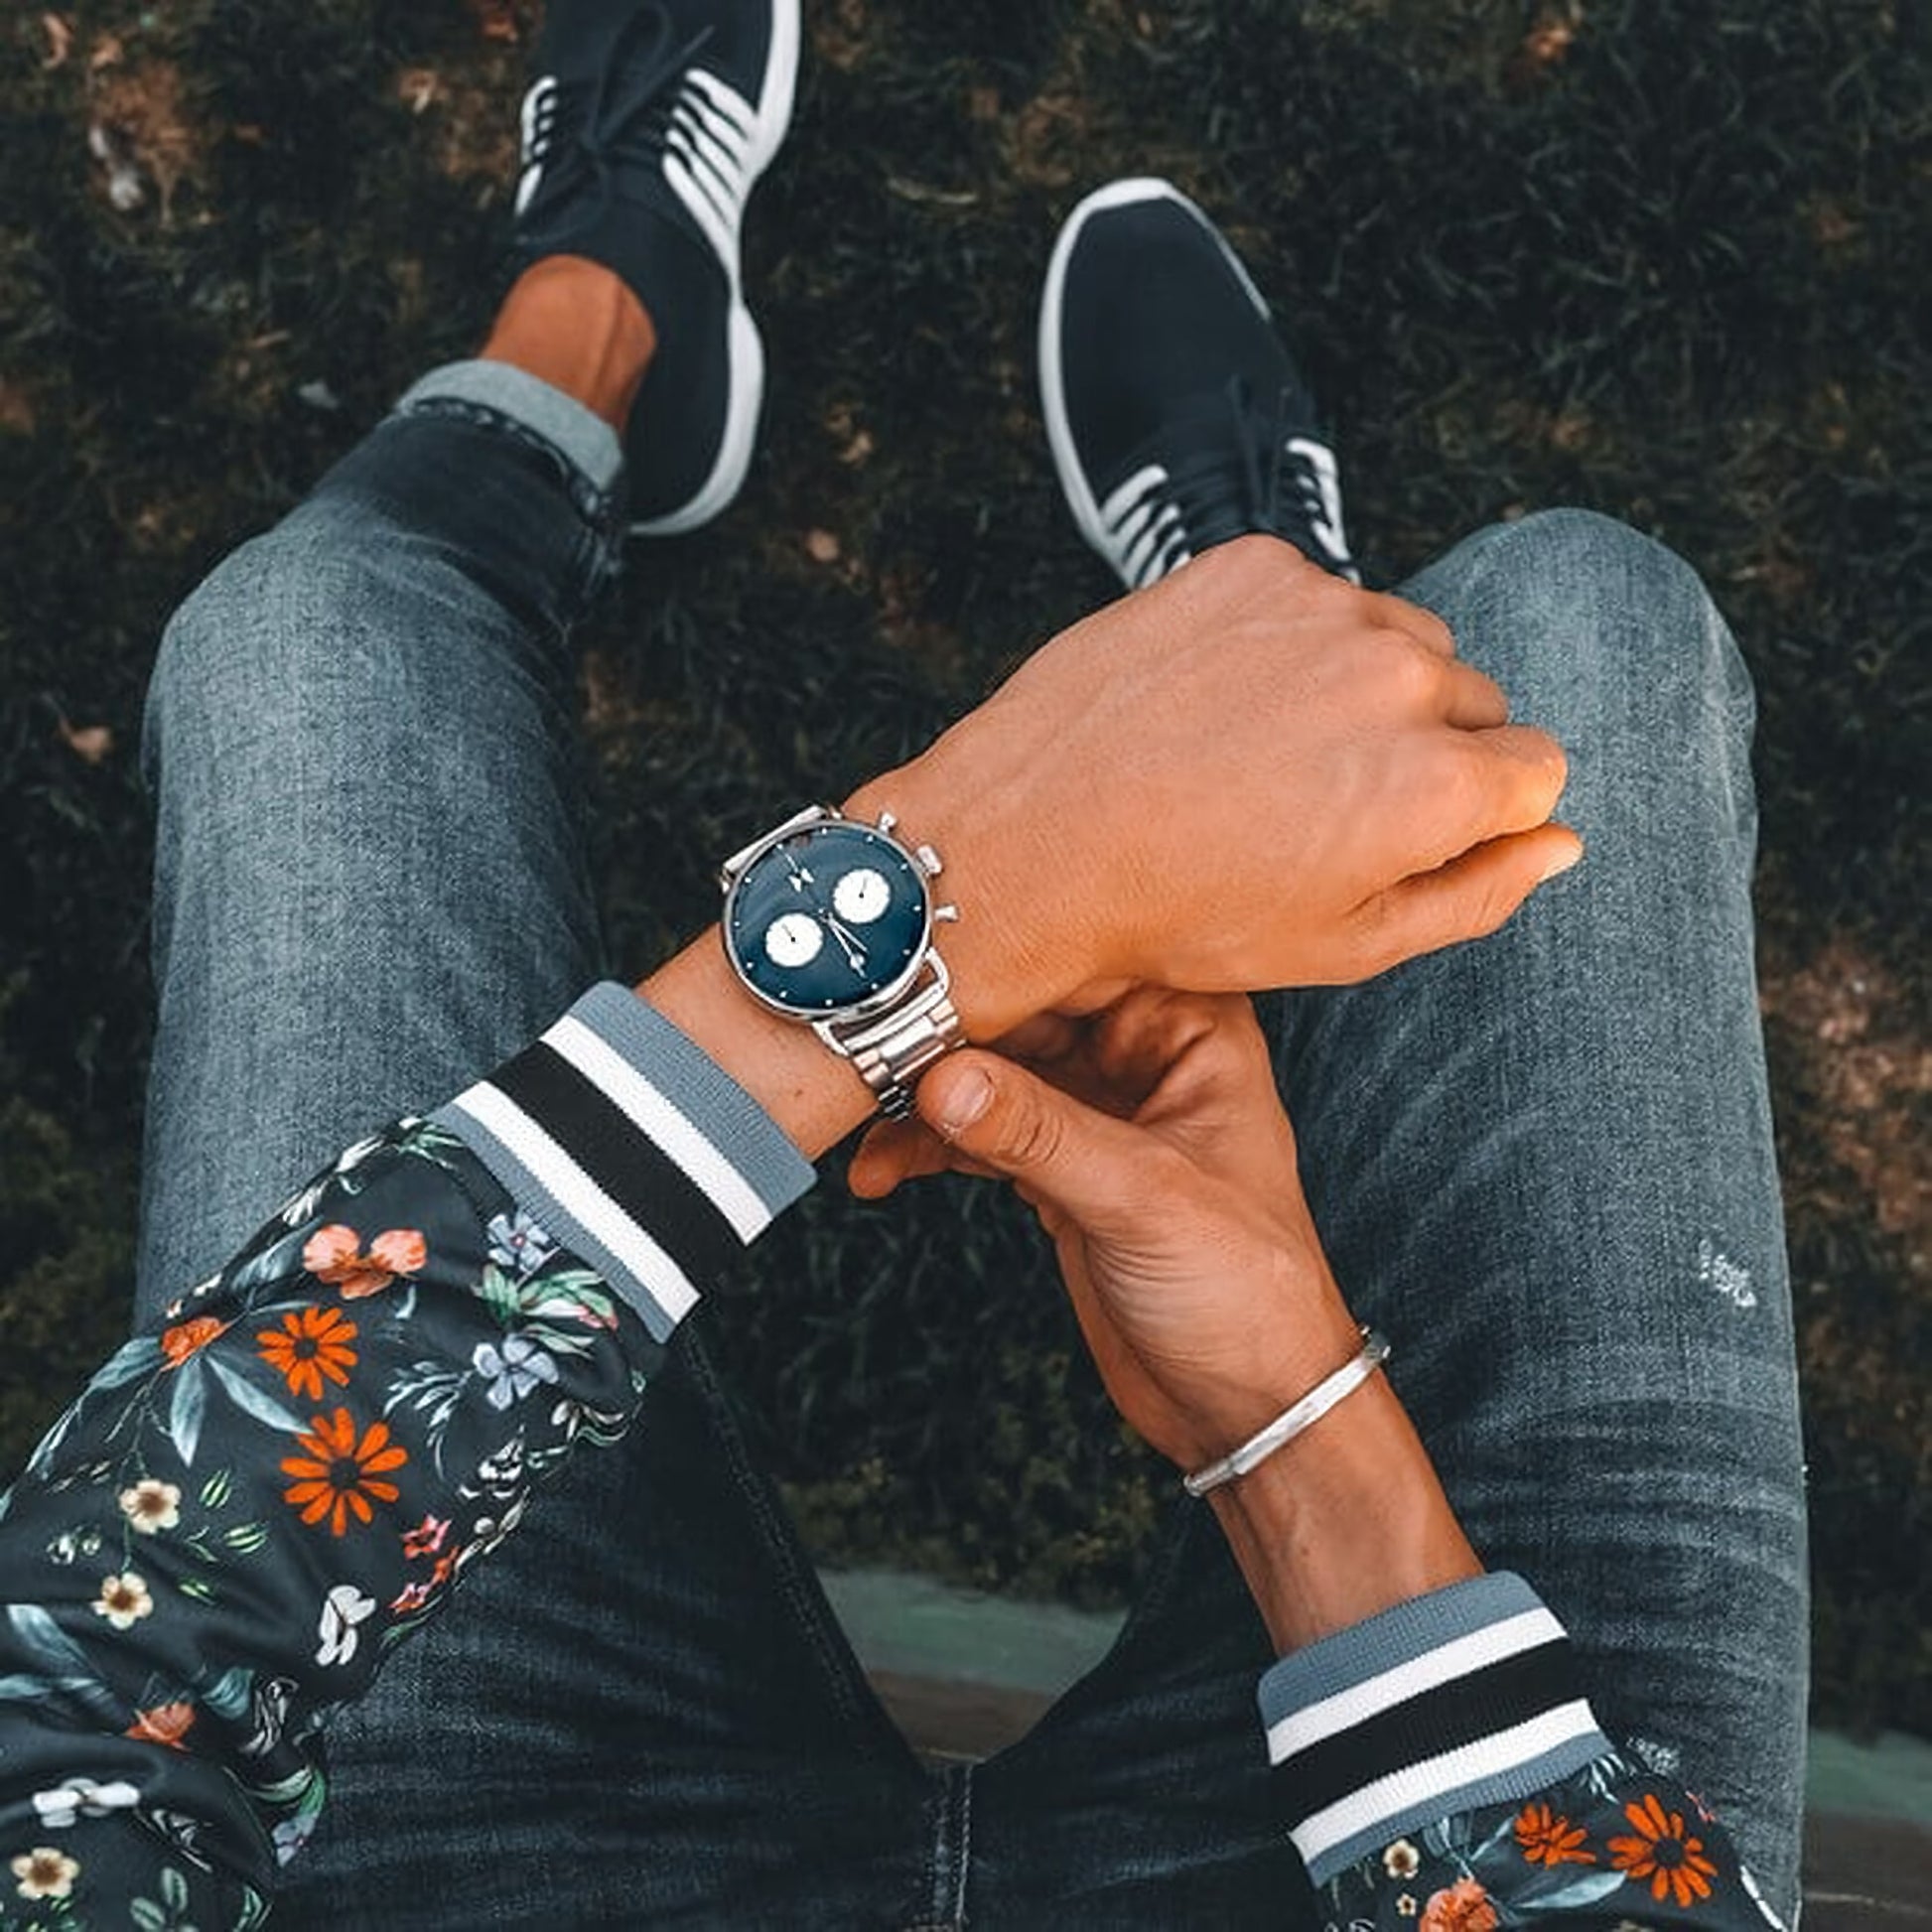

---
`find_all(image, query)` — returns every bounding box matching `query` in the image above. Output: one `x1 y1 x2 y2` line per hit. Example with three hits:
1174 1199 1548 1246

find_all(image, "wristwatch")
718 805 964 1117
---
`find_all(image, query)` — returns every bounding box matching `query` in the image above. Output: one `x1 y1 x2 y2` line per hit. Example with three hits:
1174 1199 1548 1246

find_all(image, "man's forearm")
1206 1373 1483 1656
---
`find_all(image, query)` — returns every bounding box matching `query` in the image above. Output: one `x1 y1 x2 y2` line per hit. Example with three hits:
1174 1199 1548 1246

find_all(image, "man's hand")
649 536 1577 1165
849 986 1484 1653
850 988 1362 1471
847 535 1581 1041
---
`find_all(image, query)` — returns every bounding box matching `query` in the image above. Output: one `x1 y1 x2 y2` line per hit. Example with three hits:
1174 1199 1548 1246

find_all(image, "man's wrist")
841 764 1083 1042
640 770 1091 1161
638 937 879 1162
1207 1374 1484 1655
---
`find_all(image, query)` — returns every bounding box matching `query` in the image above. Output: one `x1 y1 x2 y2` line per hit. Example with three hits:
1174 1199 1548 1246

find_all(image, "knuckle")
1370 629 1442 706
1005 1096 1066 1172
1537 735 1571 795
1503 732 1569 815
1470 876 1525 936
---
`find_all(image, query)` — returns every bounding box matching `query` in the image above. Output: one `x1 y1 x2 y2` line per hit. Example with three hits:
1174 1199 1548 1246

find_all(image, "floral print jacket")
0 985 1786 1930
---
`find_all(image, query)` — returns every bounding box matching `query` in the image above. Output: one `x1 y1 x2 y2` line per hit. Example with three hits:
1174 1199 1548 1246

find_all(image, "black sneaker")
1038 178 1357 591
510 0 799 534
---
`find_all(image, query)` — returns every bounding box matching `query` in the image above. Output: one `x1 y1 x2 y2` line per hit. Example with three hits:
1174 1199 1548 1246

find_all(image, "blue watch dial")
726 822 931 1015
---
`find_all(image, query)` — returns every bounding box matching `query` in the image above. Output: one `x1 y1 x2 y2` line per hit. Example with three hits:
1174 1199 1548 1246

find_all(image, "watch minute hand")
824 913 868 968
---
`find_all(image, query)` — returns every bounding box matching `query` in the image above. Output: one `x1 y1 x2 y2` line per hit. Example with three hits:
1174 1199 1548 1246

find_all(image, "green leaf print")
202 1664 255 1720
4 1606 121 1724
91 1333 167 1392
168 1361 207 1466
206 1359 305 1436
475 1264 521 1323
128 1861 198 1931
1531 1870 1629 1911
0 1668 99 1705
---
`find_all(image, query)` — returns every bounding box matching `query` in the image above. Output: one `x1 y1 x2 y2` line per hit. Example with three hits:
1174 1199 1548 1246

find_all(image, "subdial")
763 911 824 968
832 866 893 925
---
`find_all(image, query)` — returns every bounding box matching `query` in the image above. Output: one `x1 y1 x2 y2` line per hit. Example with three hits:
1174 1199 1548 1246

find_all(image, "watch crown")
915 844 942 876
933 903 961 923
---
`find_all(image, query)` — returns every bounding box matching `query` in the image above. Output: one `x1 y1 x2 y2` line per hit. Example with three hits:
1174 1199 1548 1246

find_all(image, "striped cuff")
1260 1572 1612 1885
434 983 817 1339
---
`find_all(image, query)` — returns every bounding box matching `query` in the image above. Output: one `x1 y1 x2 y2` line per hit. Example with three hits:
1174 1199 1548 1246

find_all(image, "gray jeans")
138 362 1808 1927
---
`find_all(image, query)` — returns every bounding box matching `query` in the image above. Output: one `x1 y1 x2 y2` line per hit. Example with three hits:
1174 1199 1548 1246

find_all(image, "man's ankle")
479 256 657 432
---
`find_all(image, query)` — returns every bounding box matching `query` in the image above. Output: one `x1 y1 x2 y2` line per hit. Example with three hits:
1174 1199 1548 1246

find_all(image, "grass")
0 0 1925 1732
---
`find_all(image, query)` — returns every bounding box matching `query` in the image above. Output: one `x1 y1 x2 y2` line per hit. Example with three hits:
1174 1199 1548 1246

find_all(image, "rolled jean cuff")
396 359 626 528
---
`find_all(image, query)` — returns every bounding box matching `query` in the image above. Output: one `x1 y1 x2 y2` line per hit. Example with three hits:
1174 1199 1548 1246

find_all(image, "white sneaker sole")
630 0 800 536
1037 176 1272 581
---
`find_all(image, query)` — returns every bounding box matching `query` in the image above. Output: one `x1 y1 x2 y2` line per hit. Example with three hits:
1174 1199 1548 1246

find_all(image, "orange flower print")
400 1513 450 1560
125 1701 196 1748
303 1224 427 1300
1514 1801 1596 1867
280 1408 409 1537
1420 1877 1498 1932
160 1314 229 1367
257 1306 359 1402
1608 1792 1720 1908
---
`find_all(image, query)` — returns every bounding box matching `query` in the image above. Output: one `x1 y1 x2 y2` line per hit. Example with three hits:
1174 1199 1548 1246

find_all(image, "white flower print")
11 1847 80 1900
1383 1839 1421 1879
239 1676 297 1759
314 1583 377 1667
31 1777 141 1830
486 1209 559 1276
272 1808 320 1866
119 1477 183 1533
91 1570 153 1628
163 1274 222 1320
472 1334 559 1411
474 1433 525 1499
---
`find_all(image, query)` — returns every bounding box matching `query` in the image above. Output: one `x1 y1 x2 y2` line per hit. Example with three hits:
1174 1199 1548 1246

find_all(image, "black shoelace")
1115 375 1352 587
529 6 715 228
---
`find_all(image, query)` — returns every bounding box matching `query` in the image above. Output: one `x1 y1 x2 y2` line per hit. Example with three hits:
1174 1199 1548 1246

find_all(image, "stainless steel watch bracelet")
827 959 963 1119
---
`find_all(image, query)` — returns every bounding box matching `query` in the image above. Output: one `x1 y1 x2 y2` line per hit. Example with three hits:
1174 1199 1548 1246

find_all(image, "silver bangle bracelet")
1181 1327 1392 1497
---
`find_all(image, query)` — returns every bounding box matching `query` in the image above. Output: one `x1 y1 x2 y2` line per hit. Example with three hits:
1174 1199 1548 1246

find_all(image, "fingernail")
936 1064 994 1136
1539 840 1585 882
